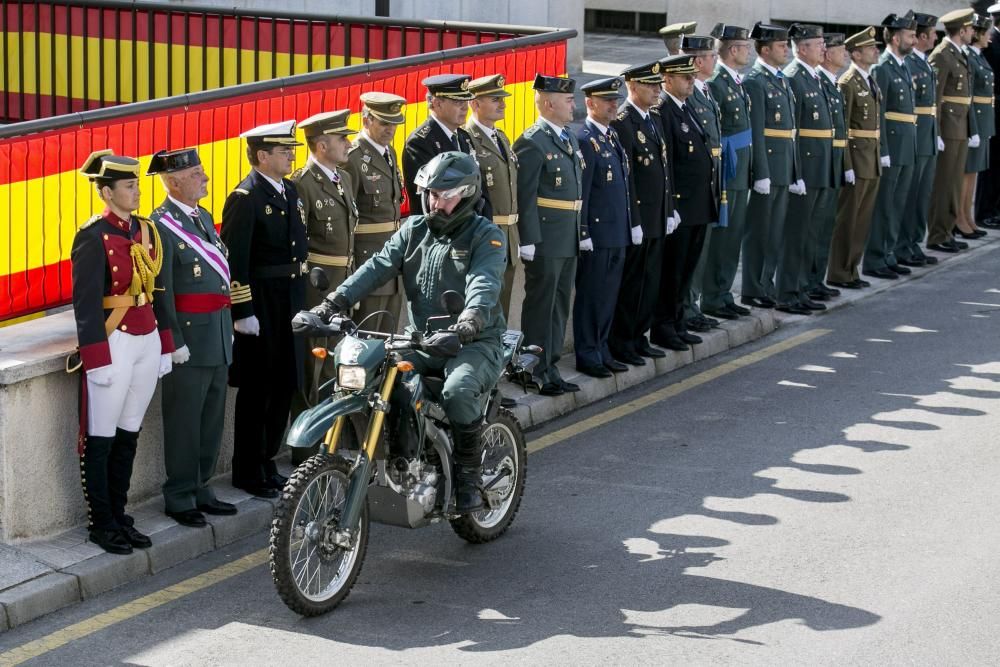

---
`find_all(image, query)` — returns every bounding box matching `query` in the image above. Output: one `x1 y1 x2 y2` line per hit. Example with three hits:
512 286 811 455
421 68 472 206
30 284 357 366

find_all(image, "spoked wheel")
269 454 368 615
450 408 526 543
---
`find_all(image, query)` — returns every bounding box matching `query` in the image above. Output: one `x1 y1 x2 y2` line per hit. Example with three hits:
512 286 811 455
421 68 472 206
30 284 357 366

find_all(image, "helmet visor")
418 183 477 200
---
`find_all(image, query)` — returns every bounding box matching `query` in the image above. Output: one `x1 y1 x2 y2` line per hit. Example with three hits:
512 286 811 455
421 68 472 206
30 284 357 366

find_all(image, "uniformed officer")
609 61 676 366
72 150 176 554
809 32 850 296
976 4 1000 226
149 148 236 527
342 92 407 333
466 74 520 317
221 120 308 499
679 34 723 332
960 14 995 235
573 77 637 378
650 55 719 351
828 28 883 289
403 74 478 212
742 23 798 309
701 23 754 322
308 152 506 514
927 9 978 253
862 12 920 281
513 74 583 396
777 23 834 315
898 13 942 266
660 21 697 56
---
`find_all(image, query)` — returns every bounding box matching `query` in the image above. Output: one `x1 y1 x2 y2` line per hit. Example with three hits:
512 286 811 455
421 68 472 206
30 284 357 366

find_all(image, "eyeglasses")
271 147 296 156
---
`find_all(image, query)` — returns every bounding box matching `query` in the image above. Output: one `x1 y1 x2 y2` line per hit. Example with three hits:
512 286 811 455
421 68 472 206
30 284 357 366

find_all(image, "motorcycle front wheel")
269 454 369 616
450 408 527 543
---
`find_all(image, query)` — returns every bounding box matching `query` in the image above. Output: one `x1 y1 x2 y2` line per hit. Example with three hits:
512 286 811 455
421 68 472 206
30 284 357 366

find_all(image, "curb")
0 235 995 632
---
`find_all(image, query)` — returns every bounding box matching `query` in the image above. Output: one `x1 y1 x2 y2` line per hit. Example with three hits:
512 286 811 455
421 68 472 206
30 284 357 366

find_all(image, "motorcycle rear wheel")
269 454 369 616
450 408 527 543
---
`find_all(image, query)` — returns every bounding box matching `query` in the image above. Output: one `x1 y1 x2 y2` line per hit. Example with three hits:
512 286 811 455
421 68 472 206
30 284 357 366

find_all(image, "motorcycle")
269 291 539 616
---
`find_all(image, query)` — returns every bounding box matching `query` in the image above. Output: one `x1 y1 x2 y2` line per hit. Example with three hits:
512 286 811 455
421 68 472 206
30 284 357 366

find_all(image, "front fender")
286 393 368 448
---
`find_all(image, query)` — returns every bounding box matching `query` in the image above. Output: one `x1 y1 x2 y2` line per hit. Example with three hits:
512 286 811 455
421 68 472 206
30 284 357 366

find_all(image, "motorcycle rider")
309 152 507 514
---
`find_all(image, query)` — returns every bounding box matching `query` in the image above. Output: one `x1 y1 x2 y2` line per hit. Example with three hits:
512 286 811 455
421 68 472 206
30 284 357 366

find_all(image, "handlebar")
290 311 461 358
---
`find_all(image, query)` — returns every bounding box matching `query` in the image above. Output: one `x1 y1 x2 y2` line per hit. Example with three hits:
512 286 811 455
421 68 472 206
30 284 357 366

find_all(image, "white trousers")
87 330 161 437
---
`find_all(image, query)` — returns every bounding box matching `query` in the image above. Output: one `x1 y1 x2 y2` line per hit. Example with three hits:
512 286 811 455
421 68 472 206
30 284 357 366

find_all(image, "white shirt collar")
587 117 609 135
361 131 392 159
967 45 981 55
795 58 818 77
719 61 743 83
694 78 708 94
308 157 339 183
472 117 498 140
255 169 284 195
886 49 906 67
540 116 566 136
913 48 929 61
758 60 781 77
851 62 871 78
167 195 199 218
626 98 649 120
431 115 455 140
665 91 685 110
819 66 839 85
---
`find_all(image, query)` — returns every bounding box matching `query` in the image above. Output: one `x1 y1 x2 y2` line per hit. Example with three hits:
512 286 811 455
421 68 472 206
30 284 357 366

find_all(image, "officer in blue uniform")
573 77 638 378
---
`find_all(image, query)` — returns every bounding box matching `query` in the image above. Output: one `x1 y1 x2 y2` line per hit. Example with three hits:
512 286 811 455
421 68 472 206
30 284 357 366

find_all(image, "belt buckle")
136 293 147 307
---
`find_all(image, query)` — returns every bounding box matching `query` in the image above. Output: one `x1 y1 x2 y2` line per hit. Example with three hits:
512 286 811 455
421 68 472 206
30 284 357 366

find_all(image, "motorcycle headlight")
337 365 366 390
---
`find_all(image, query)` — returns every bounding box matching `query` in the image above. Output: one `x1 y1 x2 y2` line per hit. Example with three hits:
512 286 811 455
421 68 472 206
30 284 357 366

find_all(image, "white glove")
579 238 594 252
666 211 681 235
158 354 172 378
789 179 807 196
518 244 536 262
171 344 191 364
844 169 856 185
234 315 260 336
969 134 981 148
86 366 114 387
753 178 771 195
880 155 891 168
937 136 945 152
631 226 644 245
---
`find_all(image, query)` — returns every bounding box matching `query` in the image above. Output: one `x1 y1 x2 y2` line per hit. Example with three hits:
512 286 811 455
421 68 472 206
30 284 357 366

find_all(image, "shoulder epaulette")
290 167 307 180
837 71 854 86
522 124 542 139
616 110 628 121
414 123 433 138
79 214 103 230
649 106 661 115
233 188 249 195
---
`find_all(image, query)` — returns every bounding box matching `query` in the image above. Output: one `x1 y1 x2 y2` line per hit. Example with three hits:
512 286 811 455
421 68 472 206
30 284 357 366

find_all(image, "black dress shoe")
197 499 238 516
979 217 1000 228
726 302 752 316
819 284 841 297
678 331 702 344
741 296 775 309
898 257 925 267
800 298 827 311
686 317 713 332
887 264 911 275
616 350 647 365
167 509 208 527
604 359 629 373
539 382 565 396
928 242 960 253
577 364 612 378
559 379 581 392
120 525 152 548
856 279 871 287
920 255 939 264
266 474 288 490
89 528 133 555
806 289 830 302
699 315 720 327
953 239 969 249
705 308 739 320
776 303 811 315
863 268 899 280
650 336 689 351
827 280 859 289
235 484 279 499
635 344 665 359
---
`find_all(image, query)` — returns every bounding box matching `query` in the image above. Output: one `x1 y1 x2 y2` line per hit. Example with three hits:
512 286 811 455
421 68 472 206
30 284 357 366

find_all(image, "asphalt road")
4 246 1000 665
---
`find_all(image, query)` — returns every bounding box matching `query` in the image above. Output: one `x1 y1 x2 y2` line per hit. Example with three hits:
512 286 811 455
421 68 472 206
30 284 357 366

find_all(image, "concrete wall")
151 0 584 70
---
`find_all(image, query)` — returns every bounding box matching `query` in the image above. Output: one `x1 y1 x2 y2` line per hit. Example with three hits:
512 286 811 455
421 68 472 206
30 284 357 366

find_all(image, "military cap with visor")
659 21 697 37
940 8 975 29
298 109 355 138
659 54 699 75
240 120 302 147
710 23 750 41
845 27 878 50
881 11 917 31
533 74 575 93
79 150 141 182
468 74 511 98
146 148 201 176
787 23 824 41
423 73 476 101
823 32 846 48
361 91 406 125
749 22 789 43
971 14 993 30
681 35 716 51
620 61 662 84
581 77 624 98
989 4 1000 16
911 12 938 27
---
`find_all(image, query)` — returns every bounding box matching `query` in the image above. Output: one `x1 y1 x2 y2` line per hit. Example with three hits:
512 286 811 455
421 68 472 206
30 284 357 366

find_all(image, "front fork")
333 363 402 541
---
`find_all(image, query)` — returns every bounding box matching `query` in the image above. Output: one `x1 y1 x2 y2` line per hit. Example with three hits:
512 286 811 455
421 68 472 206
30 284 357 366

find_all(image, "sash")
158 212 231 283
718 128 753 228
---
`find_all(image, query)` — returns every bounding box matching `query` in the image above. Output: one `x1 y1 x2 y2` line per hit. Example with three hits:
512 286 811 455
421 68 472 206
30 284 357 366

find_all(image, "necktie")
450 134 460 151
330 169 340 184
868 75 879 101
644 115 659 143
383 148 392 167
775 70 784 79
559 128 572 151
493 131 508 161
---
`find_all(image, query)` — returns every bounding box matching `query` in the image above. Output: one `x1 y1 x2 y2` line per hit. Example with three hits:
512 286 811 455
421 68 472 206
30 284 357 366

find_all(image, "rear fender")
286 393 368 448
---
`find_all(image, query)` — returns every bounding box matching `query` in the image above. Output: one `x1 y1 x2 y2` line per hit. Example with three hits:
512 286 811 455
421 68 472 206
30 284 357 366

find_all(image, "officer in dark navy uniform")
402 74 482 214
573 77 639 378
221 120 308 499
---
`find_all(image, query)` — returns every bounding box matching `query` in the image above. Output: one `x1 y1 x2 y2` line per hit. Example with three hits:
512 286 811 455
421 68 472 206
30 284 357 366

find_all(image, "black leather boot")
452 419 485 514
81 435 132 555
109 428 151 549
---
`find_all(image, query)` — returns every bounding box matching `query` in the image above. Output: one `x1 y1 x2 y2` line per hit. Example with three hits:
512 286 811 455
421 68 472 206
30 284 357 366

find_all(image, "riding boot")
452 419 485 514
81 435 131 554
109 428 151 548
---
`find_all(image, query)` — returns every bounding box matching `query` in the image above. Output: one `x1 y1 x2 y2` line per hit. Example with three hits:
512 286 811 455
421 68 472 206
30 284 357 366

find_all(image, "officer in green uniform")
899 13 941 266
513 74 583 396
660 21 697 55
150 148 236 527
778 23 834 315
962 14 995 232
679 34 723 332
809 32 849 297
863 12 920 280
701 23 754 321
310 152 505 514
466 74 520 317
342 92 407 331
742 23 799 308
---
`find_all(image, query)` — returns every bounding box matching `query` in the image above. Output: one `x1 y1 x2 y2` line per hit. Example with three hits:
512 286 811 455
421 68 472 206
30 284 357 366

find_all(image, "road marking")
527 329 831 454
0 327 829 664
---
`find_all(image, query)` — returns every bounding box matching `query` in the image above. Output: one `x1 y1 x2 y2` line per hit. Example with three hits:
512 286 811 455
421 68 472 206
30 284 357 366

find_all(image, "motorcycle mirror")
440 290 465 316
309 267 330 292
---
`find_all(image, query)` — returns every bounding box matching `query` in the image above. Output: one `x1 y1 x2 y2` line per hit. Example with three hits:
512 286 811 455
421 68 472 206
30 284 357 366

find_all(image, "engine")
388 457 439 515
